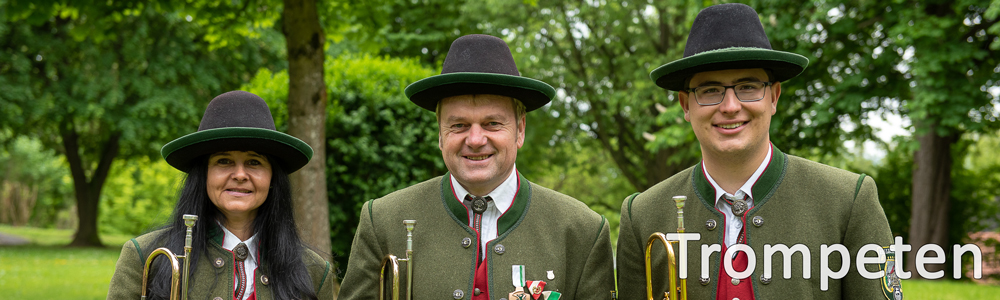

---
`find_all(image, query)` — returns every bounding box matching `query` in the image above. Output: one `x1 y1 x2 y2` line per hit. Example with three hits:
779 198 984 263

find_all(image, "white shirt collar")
449 165 518 214
705 145 772 203
218 222 259 263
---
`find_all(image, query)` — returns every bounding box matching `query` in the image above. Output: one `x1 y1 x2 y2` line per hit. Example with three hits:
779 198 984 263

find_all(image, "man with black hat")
339 34 615 300
616 3 899 300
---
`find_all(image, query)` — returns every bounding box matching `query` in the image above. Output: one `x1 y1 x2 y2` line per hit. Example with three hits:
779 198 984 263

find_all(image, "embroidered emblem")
881 246 903 300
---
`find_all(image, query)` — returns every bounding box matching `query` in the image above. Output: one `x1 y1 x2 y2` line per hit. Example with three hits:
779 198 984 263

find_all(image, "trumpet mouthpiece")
673 196 686 210
183 214 198 227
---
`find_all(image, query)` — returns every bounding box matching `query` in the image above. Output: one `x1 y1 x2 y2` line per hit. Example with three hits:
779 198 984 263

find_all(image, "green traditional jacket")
107 225 336 300
616 145 896 300
338 172 615 300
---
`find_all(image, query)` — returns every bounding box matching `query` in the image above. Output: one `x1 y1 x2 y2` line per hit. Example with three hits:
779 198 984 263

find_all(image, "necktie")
234 242 250 299
464 195 493 265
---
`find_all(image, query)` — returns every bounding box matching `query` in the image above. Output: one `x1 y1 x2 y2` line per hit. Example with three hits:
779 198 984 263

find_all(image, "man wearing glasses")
616 3 897 300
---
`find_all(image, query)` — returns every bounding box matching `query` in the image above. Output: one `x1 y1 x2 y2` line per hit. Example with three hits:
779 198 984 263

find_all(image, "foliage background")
1 0 999 286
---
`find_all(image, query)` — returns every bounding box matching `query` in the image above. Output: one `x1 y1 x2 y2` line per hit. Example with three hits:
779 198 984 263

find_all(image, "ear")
438 123 445 152
516 115 526 149
769 81 782 116
678 91 692 122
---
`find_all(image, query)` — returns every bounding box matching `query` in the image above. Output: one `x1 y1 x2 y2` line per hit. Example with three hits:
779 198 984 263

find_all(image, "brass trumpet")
141 214 198 300
644 196 688 300
380 220 416 300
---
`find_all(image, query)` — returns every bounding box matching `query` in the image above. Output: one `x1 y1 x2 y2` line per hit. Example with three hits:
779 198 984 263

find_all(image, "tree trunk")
283 0 332 264
63 122 121 247
906 124 957 274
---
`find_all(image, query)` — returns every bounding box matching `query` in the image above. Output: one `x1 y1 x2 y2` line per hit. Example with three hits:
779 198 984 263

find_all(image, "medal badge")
511 265 558 300
508 287 529 300
510 265 528 300
880 246 903 300
526 280 546 300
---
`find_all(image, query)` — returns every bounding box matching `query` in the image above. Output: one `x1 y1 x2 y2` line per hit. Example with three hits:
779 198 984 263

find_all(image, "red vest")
716 244 754 300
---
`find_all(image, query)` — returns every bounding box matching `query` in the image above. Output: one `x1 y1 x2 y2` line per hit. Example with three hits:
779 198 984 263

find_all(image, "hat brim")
650 48 809 91
161 127 313 173
404 72 556 112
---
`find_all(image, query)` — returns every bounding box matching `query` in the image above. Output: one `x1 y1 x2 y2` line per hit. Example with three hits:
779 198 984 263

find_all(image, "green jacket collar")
209 222 224 245
440 172 532 235
691 144 787 212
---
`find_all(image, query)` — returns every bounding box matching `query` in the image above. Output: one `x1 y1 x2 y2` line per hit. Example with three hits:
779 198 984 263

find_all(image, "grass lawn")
904 279 1000 300
0 225 132 300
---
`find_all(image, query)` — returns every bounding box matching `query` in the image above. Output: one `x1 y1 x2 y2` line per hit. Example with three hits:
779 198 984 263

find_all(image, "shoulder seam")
854 173 867 200
317 260 330 292
593 215 607 246
367 199 375 224
625 192 641 219
130 238 142 265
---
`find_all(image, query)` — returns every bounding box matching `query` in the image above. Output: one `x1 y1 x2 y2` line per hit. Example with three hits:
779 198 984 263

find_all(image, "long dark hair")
146 155 318 300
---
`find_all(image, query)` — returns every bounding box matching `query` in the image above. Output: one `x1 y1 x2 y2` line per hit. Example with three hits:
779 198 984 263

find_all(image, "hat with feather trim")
650 3 809 91
404 34 556 111
161 91 313 173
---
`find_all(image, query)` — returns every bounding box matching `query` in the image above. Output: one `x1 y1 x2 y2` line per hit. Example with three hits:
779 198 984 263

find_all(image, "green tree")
244 54 443 269
0 136 71 227
99 158 182 236
323 0 483 65
754 0 1000 273
469 0 705 192
281 0 333 265
0 1 279 246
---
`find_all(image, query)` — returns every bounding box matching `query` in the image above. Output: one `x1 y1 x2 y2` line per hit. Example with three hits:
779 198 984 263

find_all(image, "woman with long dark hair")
108 91 335 300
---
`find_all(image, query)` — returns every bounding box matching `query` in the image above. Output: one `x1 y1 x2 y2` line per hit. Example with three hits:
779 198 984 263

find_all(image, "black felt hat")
404 34 556 112
650 3 809 91
161 91 313 173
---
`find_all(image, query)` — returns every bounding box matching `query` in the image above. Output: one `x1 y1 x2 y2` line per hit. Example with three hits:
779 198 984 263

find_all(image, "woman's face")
206 151 272 222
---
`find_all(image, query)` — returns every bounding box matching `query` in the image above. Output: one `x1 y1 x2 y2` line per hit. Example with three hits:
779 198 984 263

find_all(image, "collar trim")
693 144 787 213
440 172 532 234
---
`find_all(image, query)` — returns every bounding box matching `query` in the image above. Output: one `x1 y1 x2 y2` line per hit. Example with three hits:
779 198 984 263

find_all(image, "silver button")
474 288 481 295
752 216 764 227
214 257 225 268
706 219 717 230
494 244 505 254
760 274 771 284
214 297 224 300
699 277 710 285
462 237 472 248
732 277 740 285
260 275 269 285
453 289 464 299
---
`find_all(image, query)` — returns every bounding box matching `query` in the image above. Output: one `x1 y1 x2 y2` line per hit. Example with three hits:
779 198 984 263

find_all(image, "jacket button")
494 244 505 255
214 257 225 268
453 289 464 299
260 275 269 285
474 288 481 295
752 216 764 227
760 274 771 284
462 237 472 248
214 297 224 300
705 219 717 230
699 277 710 285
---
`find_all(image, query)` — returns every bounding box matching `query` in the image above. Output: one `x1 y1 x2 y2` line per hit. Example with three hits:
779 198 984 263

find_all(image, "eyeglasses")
687 81 772 106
